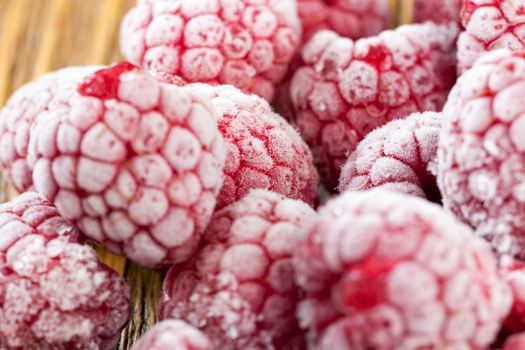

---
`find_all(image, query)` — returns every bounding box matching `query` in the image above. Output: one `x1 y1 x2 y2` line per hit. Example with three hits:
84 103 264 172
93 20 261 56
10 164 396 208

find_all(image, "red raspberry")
339 112 442 202
186 83 318 209
503 333 525 350
438 50 525 258
413 0 462 25
458 0 525 73
290 22 458 188
159 190 315 350
131 320 212 350
119 0 301 101
0 67 99 192
27 63 227 268
294 189 512 350
0 192 130 349
298 0 392 43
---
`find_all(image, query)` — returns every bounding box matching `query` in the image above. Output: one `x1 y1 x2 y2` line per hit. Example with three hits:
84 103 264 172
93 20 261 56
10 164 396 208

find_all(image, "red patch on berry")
78 62 137 99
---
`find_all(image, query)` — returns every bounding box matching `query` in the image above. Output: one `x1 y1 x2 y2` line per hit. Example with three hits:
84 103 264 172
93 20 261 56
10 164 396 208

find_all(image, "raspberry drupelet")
290 22 458 189
503 333 525 350
339 112 442 202
131 320 212 350
119 0 302 101
27 62 227 268
0 66 99 192
500 261 525 338
298 0 392 43
159 190 315 350
413 0 462 25
438 50 525 258
0 192 130 349
185 83 318 209
294 189 512 350
458 0 525 73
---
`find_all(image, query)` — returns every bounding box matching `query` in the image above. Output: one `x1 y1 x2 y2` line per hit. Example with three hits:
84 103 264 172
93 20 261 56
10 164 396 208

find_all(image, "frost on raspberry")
0 66 99 192
131 320 212 350
413 0 462 25
438 50 525 259
0 192 130 349
458 0 525 73
339 112 442 202
294 189 512 350
297 0 392 43
159 190 315 350
185 83 318 209
27 62 227 268
290 22 458 189
119 0 302 101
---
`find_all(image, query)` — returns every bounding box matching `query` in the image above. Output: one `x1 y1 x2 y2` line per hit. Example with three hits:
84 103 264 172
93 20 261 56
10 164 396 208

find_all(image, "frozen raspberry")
160 190 315 350
458 0 525 73
339 112 442 201
27 63 227 268
503 333 525 350
131 320 212 350
298 0 392 42
438 50 525 258
185 83 318 209
294 189 512 350
0 66 99 192
290 22 458 189
0 192 130 349
413 0 462 25
119 0 301 101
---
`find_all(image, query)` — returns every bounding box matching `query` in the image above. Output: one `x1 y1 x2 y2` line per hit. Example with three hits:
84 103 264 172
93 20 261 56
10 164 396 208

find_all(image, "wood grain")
0 0 407 348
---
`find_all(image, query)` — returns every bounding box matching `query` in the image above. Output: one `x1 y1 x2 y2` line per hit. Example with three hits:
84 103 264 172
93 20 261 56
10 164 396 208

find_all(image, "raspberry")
159 190 315 349
503 333 525 350
185 83 318 209
458 0 525 73
294 189 512 350
0 66 99 192
339 112 442 202
27 63 227 268
298 0 392 42
438 50 525 258
119 0 301 101
290 22 458 188
131 320 212 350
0 192 130 349
413 0 462 25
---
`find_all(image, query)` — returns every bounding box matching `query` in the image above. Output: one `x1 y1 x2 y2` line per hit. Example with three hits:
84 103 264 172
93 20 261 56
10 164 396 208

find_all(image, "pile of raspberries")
5 0 525 349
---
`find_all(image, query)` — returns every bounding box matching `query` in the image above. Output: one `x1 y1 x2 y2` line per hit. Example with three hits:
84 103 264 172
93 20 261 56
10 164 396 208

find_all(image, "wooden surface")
0 0 406 348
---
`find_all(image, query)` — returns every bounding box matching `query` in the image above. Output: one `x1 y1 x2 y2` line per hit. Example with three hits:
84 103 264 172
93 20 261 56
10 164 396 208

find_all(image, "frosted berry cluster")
120 0 301 101
413 0 462 25
26 63 227 268
0 66 98 192
160 190 315 349
0 192 130 349
294 189 512 350
186 83 318 209
290 22 458 188
298 0 392 42
438 50 525 258
458 0 525 73
339 112 442 201
131 320 212 350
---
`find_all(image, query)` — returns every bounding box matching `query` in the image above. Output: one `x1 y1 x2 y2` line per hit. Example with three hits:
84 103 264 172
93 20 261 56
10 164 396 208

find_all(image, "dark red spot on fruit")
78 61 138 99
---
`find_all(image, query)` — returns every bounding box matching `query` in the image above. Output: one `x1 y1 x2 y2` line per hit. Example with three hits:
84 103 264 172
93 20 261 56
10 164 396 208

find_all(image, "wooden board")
0 0 406 348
